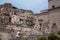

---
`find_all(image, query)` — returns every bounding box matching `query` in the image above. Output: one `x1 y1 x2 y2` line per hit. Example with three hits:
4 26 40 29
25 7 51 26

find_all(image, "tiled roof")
33 6 60 16
48 6 60 11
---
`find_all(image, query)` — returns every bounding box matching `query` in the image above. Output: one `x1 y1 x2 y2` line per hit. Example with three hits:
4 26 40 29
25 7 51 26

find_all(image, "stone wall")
48 0 60 9
48 7 60 31
0 3 60 40
0 32 11 40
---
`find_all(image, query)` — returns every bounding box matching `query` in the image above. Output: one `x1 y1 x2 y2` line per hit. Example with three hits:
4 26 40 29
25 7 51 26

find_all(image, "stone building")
48 0 60 9
0 0 60 40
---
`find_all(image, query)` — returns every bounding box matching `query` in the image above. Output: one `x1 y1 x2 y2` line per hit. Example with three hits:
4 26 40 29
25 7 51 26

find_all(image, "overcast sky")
0 0 48 13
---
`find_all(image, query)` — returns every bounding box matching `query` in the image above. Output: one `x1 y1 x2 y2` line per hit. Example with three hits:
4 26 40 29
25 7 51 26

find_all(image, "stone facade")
48 0 60 9
0 0 60 40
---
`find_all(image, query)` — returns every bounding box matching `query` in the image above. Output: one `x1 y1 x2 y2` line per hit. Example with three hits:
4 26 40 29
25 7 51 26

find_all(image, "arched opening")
52 5 55 8
51 23 57 33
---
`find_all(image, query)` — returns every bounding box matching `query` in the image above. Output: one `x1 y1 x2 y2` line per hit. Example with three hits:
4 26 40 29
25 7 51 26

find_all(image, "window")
38 19 43 22
39 23 42 30
39 28 41 30
20 19 23 21
40 23 42 27
52 5 55 8
9 17 11 22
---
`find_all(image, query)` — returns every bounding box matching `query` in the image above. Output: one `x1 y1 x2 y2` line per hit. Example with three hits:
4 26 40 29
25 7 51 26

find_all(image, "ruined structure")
0 0 60 40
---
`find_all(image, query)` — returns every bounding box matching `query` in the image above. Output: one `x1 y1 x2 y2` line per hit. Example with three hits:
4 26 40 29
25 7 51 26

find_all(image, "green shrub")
48 33 57 40
37 37 47 40
57 31 60 35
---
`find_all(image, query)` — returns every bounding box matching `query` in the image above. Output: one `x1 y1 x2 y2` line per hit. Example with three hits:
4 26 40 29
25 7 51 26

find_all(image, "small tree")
48 33 57 40
57 31 60 35
57 31 60 40
37 37 47 40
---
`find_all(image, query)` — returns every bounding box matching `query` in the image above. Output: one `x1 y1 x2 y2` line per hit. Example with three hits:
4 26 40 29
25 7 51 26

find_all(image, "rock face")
0 2 60 40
